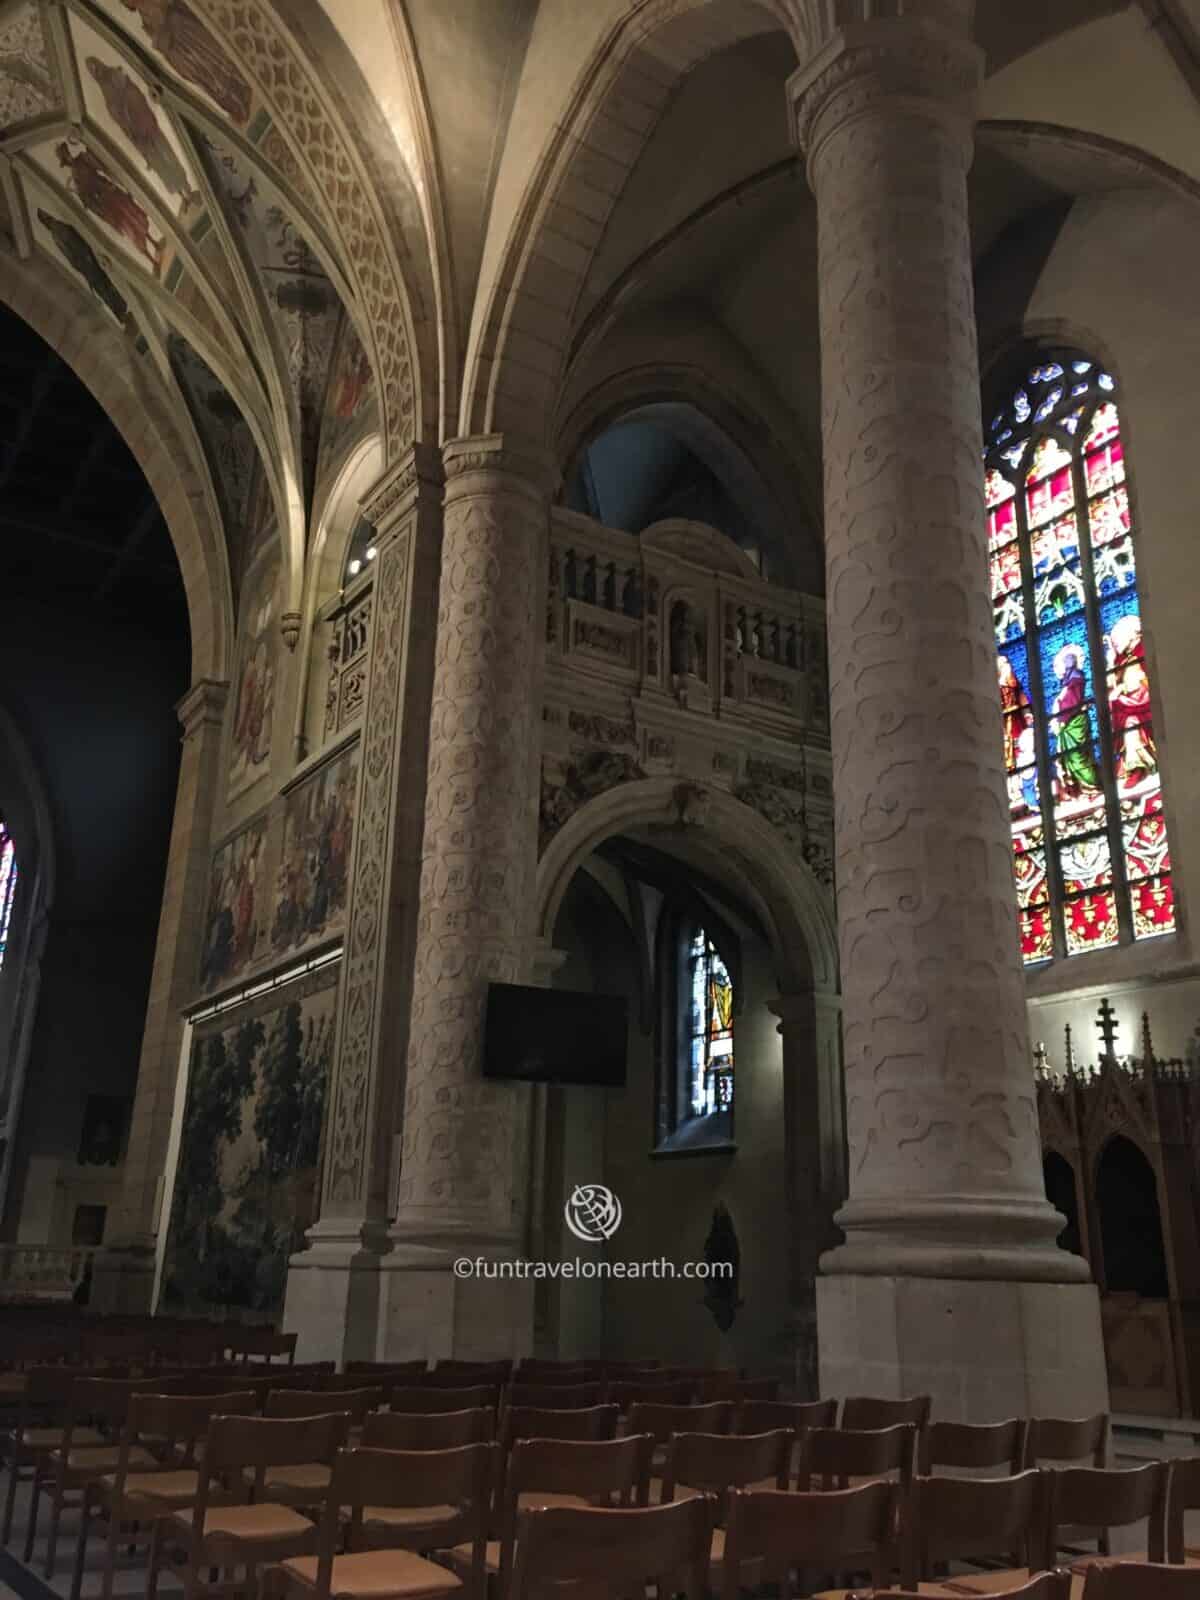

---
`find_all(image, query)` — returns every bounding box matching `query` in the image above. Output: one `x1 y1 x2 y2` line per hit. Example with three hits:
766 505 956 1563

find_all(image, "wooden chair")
1044 1462 1169 1569
226 1330 298 1365
505 1381 604 1411
720 1480 901 1596
500 1404 620 1447
840 1395 932 1432
919 1419 1029 1476
265 1388 383 1424
697 1375 781 1404
796 1423 918 1493
1166 1455 1200 1563
514 1361 604 1382
267 1443 494 1600
344 1360 429 1381
901 1468 1050 1591
661 1428 791 1587
1 1364 103 1549
388 1385 497 1416
362 1409 494 1450
1024 1415 1111 1469
450 1432 654 1599
38 1375 175 1579
80 1331 152 1369
70 1388 257 1600
608 1378 694 1410
433 1360 513 1383
509 1495 712 1600
1082 1565 1200 1597
148 1412 344 1600
883 1577 1071 1600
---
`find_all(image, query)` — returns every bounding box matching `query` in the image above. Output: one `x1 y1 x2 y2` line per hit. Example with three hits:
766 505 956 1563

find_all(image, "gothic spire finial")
1096 997 1119 1064
1064 1022 1077 1077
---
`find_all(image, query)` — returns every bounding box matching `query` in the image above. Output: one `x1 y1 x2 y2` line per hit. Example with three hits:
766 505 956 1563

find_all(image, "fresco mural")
316 312 376 482
0 2 59 126
160 967 336 1318
227 564 277 799
199 818 267 992
28 181 131 328
97 0 253 128
271 746 357 958
31 133 170 275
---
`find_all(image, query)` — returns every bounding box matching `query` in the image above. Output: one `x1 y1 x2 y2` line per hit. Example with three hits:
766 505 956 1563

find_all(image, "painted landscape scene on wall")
271 745 357 957
159 975 335 1319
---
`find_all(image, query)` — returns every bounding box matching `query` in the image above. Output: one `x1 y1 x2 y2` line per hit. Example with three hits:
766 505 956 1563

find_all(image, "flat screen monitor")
482 982 628 1088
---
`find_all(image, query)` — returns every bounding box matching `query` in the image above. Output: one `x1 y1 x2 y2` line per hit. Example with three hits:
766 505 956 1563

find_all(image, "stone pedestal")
379 435 554 1361
818 1275 1107 1421
92 678 227 1315
283 446 444 1363
789 15 1107 1413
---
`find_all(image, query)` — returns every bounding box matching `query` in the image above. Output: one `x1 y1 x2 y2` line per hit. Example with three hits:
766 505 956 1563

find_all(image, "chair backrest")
80 1331 151 1366
506 1433 653 1507
204 1411 348 1480
661 1430 791 1511
720 1482 899 1596
387 1383 496 1414
362 1407 493 1449
609 1379 694 1409
509 1497 712 1600
626 1400 733 1445
226 1329 297 1363
839 1394 932 1431
1166 1454 1200 1563
68 1374 179 1438
735 1398 837 1436
889 1577 1071 1600
507 1381 605 1410
797 1423 917 1491
696 1376 780 1404
264 1386 382 1423
1082 1564 1200 1598
902 1469 1048 1588
515 1361 605 1382
1045 1462 1169 1567
920 1418 1028 1475
343 1360 428 1379
124 1390 257 1472
21 1363 93 1421
1025 1413 1110 1467
501 1404 620 1446
334 1443 494 1553
434 1359 513 1381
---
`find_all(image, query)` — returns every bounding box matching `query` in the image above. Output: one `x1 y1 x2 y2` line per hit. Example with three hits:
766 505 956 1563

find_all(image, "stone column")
378 436 554 1362
789 16 1107 1417
283 444 444 1364
91 677 227 1313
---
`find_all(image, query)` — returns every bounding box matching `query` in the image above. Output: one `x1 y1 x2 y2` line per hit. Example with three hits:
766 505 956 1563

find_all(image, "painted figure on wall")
200 824 264 991
228 582 276 796
161 979 334 1317
36 208 129 325
117 0 252 126
55 140 164 271
85 56 199 205
271 750 357 956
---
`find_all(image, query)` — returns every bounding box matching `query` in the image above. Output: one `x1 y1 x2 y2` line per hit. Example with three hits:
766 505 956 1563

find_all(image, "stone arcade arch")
534 775 840 1386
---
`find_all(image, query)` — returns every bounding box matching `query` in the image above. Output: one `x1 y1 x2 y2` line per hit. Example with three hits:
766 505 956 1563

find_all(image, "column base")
282 1222 388 1366
377 1233 534 1364
817 1273 1109 1421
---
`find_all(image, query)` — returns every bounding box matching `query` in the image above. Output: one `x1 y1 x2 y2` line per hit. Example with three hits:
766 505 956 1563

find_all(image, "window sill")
649 1142 737 1161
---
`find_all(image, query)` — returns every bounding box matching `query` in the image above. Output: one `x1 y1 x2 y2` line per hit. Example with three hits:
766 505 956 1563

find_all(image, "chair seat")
244 1463 333 1497
445 1541 500 1577
170 1501 317 1550
49 1444 158 1473
282 1549 462 1599
360 1504 461 1535
24 1426 104 1449
934 1573 1045 1595
100 1469 204 1508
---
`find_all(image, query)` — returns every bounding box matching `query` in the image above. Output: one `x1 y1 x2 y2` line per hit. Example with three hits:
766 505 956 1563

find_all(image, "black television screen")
482 982 628 1087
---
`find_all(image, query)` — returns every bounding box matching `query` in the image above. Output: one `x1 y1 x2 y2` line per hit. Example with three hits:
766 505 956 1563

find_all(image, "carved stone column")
283 444 444 1363
378 436 554 1362
91 677 228 1313
790 16 1107 1416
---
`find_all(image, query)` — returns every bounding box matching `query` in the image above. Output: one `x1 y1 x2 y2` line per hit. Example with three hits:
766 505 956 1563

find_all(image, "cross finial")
1064 1022 1077 1076
1097 997 1120 1061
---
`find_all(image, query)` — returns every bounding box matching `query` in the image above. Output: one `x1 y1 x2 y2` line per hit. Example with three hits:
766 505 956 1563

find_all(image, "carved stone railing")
322 577 373 741
0 1244 94 1301
547 512 827 733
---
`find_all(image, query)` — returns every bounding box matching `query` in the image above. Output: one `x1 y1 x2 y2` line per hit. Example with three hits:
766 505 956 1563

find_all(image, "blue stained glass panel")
1099 589 1142 653
998 637 1033 705
1030 362 1064 383
1072 360 1093 374
1098 373 1115 390
1039 613 1093 716
1092 535 1136 597
1035 562 1087 625
994 590 1025 645
1035 387 1064 421
1014 389 1031 422
1030 514 1079 576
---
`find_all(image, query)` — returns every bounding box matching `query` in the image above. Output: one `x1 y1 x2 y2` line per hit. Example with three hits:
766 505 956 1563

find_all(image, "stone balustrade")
0 1244 94 1301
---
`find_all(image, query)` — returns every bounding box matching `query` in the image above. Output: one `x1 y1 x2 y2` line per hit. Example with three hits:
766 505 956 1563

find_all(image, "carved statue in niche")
669 600 708 682
702 1202 743 1332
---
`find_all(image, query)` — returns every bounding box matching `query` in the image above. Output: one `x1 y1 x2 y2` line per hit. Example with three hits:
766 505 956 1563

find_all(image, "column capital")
788 18 982 171
175 677 228 740
442 434 560 502
361 441 445 541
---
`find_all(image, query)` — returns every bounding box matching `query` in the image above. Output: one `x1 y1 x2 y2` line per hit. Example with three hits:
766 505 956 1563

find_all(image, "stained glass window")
0 826 17 973
986 355 1174 964
688 929 733 1115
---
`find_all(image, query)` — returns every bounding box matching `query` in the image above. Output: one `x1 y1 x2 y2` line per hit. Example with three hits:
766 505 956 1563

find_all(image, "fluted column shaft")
392 436 553 1247
790 19 1084 1281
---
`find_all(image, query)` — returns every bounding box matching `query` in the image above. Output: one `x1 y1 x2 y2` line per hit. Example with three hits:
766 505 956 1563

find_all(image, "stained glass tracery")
986 357 1174 963
688 929 733 1116
0 827 17 973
